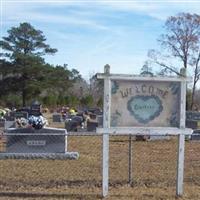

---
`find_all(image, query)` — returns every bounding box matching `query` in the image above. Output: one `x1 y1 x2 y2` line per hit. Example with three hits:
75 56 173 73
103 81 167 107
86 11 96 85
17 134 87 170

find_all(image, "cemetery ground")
0 115 200 199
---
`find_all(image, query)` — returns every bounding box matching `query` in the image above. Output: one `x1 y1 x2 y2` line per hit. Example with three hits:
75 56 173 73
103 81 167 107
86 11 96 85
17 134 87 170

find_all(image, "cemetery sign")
96 65 192 198
111 80 180 127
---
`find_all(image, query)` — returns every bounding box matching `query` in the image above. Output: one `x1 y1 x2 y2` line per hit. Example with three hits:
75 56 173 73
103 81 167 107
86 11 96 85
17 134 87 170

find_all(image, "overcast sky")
1 0 200 80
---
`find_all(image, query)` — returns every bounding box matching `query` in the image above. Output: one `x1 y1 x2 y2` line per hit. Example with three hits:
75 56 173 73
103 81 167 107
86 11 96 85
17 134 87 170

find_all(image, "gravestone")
4 121 15 129
8 111 28 120
65 121 78 131
191 129 200 140
186 111 200 120
87 121 98 131
186 120 200 129
5 127 67 153
97 115 103 127
186 111 200 129
0 118 5 128
53 113 62 122
14 111 28 119
5 111 15 121
4 111 29 129
30 101 42 116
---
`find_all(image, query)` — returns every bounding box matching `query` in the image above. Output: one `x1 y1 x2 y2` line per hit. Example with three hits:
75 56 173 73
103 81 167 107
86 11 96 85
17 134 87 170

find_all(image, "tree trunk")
22 70 27 107
22 89 26 107
190 53 200 110
184 58 187 69
191 79 197 111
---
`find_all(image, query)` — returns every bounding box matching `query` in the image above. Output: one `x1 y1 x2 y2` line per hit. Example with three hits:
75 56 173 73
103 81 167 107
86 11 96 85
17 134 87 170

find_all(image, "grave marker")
53 113 62 122
5 127 67 153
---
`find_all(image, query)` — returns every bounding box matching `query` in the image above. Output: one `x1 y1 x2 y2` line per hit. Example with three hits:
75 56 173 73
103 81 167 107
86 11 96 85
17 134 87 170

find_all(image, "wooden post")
102 64 111 197
176 72 186 196
128 135 133 185
176 134 185 196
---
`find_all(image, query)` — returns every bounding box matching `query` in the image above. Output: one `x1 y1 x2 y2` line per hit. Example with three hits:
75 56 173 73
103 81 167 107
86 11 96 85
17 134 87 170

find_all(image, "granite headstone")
53 114 62 122
5 127 67 153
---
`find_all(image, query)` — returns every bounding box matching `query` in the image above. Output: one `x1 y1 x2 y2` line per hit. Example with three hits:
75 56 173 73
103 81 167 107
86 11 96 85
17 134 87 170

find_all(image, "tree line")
0 22 102 108
1 13 200 110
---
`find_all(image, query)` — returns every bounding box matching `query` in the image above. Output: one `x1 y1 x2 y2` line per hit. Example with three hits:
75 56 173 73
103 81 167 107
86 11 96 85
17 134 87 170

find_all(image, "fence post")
128 135 133 185
176 134 185 196
176 73 186 196
102 64 111 197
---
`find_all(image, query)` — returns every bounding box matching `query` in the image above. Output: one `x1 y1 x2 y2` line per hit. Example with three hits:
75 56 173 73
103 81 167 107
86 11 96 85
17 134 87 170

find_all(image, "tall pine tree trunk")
22 89 26 107
22 75 27 107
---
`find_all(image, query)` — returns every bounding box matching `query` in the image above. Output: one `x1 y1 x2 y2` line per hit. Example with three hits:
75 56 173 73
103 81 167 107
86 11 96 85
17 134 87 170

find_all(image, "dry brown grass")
0 114 200 199
0 135 200 200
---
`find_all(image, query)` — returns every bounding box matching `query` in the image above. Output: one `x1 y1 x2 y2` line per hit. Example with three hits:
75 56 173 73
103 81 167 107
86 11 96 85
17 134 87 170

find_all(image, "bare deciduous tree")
148 13 200 110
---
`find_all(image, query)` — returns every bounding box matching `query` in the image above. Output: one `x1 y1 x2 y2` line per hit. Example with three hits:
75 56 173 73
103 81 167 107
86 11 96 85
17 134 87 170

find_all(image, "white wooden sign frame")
96 65 193 197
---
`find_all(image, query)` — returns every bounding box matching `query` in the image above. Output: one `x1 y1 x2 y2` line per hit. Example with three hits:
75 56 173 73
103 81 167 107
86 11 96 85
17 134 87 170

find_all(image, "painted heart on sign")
127 95 163 124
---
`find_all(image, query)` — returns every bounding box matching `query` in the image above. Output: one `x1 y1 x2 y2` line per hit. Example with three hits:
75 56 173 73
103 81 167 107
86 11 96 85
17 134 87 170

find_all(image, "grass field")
0 134 200 200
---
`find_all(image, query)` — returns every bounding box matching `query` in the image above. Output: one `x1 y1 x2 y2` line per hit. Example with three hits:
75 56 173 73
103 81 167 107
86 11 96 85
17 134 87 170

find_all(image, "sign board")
96 65 192 198
111 80 180 127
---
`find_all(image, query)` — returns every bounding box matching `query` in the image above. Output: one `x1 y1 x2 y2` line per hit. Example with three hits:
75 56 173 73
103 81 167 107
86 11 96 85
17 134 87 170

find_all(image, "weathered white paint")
180 80 186 129
176 79 186 196
110 80 180 127
128 135 133 185
97 127 192 135
176 134 185 196
102 64 111 197
97 73 192 82
97 66 192 198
